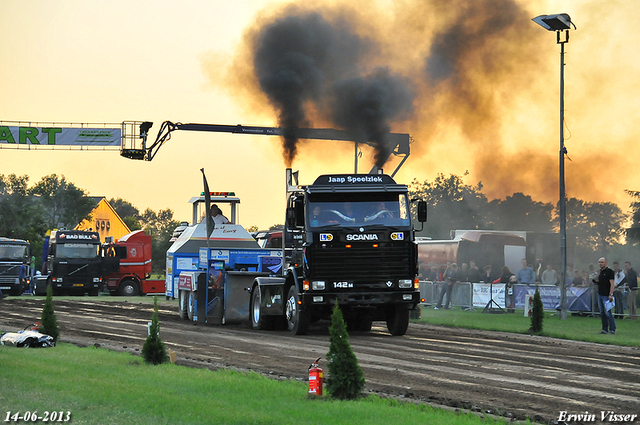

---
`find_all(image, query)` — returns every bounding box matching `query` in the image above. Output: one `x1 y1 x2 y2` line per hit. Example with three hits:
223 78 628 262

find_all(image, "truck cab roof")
0 237 29 245
51 230 100 243
307 174 408 194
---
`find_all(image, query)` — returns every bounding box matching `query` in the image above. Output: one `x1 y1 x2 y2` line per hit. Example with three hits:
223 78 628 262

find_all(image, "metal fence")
419 280 474 310
420 280 636 317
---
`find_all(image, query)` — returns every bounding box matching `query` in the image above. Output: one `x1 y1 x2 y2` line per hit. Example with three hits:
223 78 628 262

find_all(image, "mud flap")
197 273 207 325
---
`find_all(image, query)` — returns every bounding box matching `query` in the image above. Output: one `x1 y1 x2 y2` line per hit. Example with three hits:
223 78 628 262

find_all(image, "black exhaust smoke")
253 10 362 167
252 8 414 168
238 0 561 200
328 68 415 168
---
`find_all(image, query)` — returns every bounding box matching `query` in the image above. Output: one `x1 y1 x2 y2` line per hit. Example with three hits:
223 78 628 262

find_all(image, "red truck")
103 230 166 296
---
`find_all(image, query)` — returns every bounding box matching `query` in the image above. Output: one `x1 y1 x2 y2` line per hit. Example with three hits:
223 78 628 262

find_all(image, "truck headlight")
312 281 325 290
399 279 412 289
93 277 101 283
55 277 63 283
403 294 413 300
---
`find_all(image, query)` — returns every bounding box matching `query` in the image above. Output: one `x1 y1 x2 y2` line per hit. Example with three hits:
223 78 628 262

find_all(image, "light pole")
532 13 576 320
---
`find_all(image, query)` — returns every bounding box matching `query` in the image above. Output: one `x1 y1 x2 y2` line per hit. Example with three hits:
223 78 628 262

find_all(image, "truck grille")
0 264 20 284
308 244 412 283
0 277 18 284
54 263 100 285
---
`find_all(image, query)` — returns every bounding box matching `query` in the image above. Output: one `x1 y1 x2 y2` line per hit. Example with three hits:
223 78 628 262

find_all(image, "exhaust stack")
286 168 302 193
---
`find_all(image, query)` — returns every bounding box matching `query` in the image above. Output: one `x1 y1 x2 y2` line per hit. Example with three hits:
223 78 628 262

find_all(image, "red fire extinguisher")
308 357 323 396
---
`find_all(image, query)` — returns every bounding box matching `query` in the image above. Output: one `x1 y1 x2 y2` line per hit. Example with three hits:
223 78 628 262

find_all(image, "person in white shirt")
541 264 558 285
211 204 229 224
613 261 625 288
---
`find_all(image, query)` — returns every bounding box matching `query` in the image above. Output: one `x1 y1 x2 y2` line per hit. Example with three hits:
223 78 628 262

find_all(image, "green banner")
0 125 121 146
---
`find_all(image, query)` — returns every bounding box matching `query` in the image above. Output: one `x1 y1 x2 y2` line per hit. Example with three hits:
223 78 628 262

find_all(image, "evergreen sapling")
326 303 365 400
530 286 544 334
39 284 59 343
142 297 167 365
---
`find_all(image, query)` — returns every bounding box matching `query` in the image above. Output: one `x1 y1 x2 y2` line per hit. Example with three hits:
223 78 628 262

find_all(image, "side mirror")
294 199 305 227
417 201 427 223
286 207 297 228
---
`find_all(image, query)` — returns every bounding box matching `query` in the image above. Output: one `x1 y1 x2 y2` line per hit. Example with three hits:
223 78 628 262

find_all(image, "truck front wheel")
386 305 410 336
250 285 273 330
285 286 309 335
119 279 139 296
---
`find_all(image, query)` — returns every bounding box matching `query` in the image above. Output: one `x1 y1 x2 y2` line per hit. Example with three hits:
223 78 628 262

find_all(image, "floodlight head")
532 14 576 31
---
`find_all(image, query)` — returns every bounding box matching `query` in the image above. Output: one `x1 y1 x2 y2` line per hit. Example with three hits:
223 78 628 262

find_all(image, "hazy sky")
1 0 639 231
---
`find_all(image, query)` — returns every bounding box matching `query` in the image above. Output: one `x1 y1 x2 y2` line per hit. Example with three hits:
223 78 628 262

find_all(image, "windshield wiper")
315 223 344 229
362 224 405 231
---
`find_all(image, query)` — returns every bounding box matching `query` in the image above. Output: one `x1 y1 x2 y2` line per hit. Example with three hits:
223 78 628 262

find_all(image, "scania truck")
272 170 426 335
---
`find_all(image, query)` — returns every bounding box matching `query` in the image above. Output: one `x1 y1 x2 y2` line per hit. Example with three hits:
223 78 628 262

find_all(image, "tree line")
5 171 639 274
0 173 178 274
409 173 637 268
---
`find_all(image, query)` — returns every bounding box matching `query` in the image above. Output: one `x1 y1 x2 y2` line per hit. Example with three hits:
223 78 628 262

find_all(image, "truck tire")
187 291 196 321
250 285 273 330
386 305 410 336
178 290 188 319
285 285 309 335
119 279 139 296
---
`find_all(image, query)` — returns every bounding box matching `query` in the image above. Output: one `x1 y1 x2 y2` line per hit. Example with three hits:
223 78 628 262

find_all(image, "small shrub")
326 303 365 400
39 284 59 343
530 287 544 334
142 297 167 365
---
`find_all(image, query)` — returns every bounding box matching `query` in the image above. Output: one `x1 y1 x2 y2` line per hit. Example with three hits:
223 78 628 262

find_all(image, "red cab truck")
103 230 165 296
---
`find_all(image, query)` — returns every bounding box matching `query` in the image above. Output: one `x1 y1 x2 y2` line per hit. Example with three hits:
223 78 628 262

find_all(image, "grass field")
0 344 505 425
2 295 636 424
415 305 640 347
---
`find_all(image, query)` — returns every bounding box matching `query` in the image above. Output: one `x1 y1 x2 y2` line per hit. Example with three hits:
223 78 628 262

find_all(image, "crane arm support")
121 121 411 164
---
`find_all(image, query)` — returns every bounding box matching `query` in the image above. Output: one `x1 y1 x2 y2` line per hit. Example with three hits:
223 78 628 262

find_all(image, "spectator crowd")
419 258 638 320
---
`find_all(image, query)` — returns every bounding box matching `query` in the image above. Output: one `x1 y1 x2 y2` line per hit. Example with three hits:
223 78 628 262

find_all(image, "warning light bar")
200 192 236 197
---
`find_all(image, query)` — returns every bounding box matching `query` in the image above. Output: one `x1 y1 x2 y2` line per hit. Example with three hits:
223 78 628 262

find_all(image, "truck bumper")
303 290 419 305
0 281 24 295
301 290 420 320
51 281 102 292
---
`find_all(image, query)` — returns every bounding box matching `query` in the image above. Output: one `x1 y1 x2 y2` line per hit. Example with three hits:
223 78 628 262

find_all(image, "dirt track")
1 298 639 424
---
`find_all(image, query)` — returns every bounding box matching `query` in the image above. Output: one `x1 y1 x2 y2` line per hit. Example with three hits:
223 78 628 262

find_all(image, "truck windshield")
0 244 27 260
56 243 99 259
308 193 410 228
